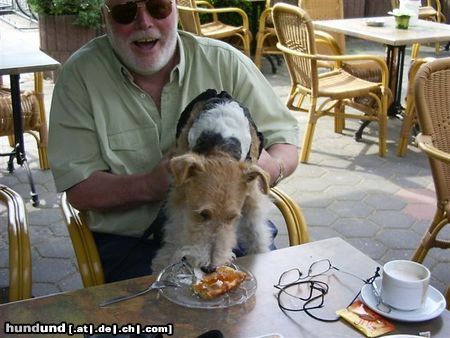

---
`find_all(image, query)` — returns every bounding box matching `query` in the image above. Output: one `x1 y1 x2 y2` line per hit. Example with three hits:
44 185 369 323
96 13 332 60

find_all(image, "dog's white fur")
187 101 252 161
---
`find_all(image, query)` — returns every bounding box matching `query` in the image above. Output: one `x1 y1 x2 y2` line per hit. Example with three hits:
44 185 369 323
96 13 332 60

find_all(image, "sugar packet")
337 300 395 337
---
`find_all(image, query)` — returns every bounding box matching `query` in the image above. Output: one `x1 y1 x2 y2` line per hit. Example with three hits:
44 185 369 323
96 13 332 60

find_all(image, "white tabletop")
0 49 60 76
313 16 450 46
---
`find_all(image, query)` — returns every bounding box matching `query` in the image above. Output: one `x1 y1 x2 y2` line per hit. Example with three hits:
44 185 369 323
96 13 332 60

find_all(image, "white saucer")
380 335 423 338
380 335 424 338
360 278 446 322
365 18 385 27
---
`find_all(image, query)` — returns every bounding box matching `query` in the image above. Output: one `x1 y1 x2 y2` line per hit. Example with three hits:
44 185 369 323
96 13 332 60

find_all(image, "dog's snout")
201 265 217 274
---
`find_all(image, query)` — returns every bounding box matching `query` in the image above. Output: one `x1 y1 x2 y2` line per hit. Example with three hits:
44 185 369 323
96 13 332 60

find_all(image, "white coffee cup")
380 260 430 311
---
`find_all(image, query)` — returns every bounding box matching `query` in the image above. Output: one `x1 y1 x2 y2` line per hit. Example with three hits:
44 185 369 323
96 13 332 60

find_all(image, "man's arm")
67 156 170 211
258 143 298 187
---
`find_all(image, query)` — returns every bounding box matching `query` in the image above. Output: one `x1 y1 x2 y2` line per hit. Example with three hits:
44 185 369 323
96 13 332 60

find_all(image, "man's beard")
106 23 178 76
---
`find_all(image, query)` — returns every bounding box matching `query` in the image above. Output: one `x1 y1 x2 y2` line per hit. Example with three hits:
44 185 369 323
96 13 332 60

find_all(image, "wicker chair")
272 3 389 163
253 0 298 70
0 185 32 303
396 57 435 157
0 72 49 170
411 57 450 265
299 0 393 128
177 0 252 57
391 0 446 58
447 287 450 310
61 187 309 288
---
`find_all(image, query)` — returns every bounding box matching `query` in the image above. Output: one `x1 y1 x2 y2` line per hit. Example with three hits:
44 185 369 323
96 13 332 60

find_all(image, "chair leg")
286 86 299 111
38 142 49 170
378 97 388 157
243 33 251 57
34 72 49 170
411 43 421 60
8 135 15 147
300 121 316 163
435 42 440 55
300 103 318 163
254 34 264 69
411 209 449 263
334 101 345 133
396 96 415 157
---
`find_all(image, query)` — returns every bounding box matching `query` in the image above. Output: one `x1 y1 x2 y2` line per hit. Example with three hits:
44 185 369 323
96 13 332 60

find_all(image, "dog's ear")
169 153 205 185
243 165 270 194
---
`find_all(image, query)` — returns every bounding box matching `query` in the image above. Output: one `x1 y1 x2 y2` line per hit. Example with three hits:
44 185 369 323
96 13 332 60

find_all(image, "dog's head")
167 151 269 270
176 89 264 162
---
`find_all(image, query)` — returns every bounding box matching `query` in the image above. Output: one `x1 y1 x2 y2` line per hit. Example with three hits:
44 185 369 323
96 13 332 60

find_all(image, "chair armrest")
314 30 343 55
269 187 309 246
196 0 218 22
276 43 389 87
61 193 105 287
416 134 450 164
258 8 273 32
177 5 250 29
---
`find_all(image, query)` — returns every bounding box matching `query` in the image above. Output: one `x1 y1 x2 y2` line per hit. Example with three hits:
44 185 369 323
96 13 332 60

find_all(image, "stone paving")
0 21 449 300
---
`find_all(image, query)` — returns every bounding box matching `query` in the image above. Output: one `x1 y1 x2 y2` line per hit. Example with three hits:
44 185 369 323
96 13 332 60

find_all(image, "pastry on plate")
192 266 247 300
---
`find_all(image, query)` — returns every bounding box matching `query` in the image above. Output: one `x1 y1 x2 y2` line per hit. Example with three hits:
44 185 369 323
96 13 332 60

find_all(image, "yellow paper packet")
337 300 395 337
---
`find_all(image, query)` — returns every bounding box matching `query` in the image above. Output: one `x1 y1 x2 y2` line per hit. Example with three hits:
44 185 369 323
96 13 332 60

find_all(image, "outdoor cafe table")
313 16 450 119
1 237 449 337
0 48 59 206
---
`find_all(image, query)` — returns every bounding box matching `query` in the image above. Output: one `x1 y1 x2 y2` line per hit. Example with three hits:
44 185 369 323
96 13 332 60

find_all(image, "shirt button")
140 93 146 98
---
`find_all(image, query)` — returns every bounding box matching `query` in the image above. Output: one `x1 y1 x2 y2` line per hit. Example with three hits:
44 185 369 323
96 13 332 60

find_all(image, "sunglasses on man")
105 0 173 25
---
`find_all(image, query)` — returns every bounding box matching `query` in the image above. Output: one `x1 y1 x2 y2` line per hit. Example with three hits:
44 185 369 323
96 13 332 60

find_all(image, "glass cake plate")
156 261 257 309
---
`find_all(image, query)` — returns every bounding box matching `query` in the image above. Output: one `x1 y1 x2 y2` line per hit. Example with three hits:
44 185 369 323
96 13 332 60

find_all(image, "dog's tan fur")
152 90 272 273
152 150 272 272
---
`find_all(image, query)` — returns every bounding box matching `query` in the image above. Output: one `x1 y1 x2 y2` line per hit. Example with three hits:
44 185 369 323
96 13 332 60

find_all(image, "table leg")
386 45 406 118
9 74 39 207
355 45 406 140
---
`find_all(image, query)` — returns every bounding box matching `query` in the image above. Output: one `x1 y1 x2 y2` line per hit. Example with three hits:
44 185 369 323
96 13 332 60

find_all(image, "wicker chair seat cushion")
317 71 381 99
0 88 40 135
343 60 384 83
419 6 438 19
343 60 394 108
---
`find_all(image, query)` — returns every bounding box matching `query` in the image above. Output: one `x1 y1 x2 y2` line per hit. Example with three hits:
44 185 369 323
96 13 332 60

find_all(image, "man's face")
103 0 178 76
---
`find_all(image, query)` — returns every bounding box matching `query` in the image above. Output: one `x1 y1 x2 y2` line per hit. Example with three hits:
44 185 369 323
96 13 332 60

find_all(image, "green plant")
28 0 103 28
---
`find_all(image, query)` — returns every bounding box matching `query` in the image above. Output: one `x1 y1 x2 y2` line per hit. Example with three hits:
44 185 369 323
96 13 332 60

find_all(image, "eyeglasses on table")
274 259 380 322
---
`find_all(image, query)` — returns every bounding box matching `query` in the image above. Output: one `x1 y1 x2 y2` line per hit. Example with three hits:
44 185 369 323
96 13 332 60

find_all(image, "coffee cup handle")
371 281 392 313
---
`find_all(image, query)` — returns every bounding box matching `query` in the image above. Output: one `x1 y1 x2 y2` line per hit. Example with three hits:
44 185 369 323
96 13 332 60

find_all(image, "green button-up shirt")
48 31 299 237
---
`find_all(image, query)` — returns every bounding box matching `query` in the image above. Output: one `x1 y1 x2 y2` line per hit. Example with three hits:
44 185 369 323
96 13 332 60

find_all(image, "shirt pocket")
107 126 161 173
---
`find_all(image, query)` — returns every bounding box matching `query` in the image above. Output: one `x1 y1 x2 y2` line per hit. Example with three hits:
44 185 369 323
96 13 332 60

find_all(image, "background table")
313 16 450 118
0 49 59 206
0 237 448 337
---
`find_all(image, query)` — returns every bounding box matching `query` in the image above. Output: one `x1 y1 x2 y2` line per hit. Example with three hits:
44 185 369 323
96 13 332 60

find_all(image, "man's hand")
67 154 172 211
257 143 298 187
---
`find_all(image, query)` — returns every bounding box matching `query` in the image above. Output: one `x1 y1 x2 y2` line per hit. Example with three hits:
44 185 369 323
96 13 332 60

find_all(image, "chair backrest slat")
273 4 318 94
299 0 346 52
415 58 450 201
177 0 203 35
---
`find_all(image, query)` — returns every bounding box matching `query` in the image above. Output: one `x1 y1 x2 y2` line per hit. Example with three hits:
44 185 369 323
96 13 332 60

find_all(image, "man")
48 0 299 282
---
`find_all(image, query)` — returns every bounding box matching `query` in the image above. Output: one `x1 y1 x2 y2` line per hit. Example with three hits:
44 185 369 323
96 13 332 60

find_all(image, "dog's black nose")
201 265 216 274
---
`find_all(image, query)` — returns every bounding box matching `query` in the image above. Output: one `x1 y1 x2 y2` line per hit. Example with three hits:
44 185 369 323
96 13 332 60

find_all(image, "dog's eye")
198 210 211 221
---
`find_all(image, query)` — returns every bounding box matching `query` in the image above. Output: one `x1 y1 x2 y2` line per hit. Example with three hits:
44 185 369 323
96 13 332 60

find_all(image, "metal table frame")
0 50 59 206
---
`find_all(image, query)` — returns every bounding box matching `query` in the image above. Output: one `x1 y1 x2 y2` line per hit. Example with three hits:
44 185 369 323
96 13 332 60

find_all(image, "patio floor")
0 20 449 299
